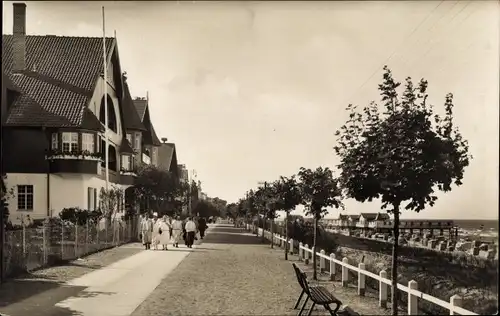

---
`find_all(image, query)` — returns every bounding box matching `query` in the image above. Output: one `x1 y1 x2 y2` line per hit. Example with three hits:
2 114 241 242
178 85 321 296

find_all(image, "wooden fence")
251 224 478 316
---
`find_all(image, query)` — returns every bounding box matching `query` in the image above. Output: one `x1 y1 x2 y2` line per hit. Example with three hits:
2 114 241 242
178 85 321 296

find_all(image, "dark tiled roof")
149 123 162 146
122 78 146 131
337 214 348 220
120 137 135 154
2 35 114 127
4 92 74 127
2 35 114 91
360 213 378 220
80 108 105 132
375 213 390 221
133 99 147 121
349 215 360 220
158 142 176 171
134 98 161 146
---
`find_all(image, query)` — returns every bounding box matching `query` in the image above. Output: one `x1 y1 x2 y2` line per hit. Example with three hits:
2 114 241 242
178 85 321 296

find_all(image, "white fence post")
449 295 462 315
358 263 366 296
75 224 79 258
379 270 388 308
408 280 418 315
320 250 326 272
298 242 303 260
304 244 310 264
289 238 294 254
329 253 336 280
341 257 349 287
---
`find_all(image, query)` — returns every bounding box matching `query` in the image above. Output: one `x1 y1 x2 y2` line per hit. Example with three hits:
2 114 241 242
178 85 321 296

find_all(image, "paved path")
130 224 302 316
0 226 214 316
1 224 392 316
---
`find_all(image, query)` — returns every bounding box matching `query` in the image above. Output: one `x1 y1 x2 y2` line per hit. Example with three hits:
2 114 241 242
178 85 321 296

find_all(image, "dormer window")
62 132 79 152
126 133 132 143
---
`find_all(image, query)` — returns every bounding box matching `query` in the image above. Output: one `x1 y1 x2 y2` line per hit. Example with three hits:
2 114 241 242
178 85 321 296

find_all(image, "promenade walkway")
0 224 390 316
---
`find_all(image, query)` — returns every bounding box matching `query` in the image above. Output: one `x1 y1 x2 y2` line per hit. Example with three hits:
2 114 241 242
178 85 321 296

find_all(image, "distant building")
157 140 179 178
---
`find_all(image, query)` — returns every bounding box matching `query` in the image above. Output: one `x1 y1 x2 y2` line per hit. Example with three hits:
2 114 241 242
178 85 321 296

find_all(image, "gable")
2 35 114 128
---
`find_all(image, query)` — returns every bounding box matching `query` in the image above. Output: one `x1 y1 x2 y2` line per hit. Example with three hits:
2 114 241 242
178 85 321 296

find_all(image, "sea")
454 219 499 232
454 219 499 244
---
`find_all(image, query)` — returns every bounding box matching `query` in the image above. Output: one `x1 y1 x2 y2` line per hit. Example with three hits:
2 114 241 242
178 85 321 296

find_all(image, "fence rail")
3 218 137 279
250 225 477 316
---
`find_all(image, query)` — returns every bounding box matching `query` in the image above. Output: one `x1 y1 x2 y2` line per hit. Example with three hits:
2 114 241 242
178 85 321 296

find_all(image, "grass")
257 220 498 315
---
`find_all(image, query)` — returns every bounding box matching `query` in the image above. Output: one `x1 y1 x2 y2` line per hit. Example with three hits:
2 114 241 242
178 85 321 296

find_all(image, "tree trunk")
285 212 289 260
313 216 318 280
262 215 266 242
391 206 400 316
270 217 274 248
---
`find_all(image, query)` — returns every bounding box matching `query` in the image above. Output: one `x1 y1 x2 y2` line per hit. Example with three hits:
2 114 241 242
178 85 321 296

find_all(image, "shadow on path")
201 225 267 245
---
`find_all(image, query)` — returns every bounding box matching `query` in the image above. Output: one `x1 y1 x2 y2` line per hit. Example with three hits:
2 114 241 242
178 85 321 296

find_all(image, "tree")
226 203 239 222
298 167 343 280
333 66 470 315
254 184 275 242
192 200 220 218
134 165 180 216
99 185 124 222
273 175 302 260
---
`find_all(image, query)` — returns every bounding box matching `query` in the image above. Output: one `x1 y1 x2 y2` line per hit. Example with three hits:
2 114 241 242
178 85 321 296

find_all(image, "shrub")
59 207 103 226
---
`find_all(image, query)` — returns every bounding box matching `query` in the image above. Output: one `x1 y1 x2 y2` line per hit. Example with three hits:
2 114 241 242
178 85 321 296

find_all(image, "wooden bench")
292 263 342 316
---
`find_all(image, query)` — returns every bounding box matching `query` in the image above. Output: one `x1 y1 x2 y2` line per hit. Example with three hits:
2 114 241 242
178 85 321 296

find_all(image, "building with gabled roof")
132 96 162 166
157 140 179 178
1 3 143 223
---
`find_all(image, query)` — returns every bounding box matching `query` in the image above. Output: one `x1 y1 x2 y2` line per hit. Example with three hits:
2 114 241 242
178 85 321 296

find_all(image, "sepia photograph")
0 1 498 315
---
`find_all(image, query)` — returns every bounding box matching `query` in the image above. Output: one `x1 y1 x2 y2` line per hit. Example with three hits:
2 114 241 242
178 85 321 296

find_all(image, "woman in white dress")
151 213 161 250
158 216 172 250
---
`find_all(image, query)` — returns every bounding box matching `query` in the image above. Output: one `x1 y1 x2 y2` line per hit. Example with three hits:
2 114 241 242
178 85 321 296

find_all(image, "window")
122 155 131 171
126 133 132 143
17 185 34 210
62 132 79 152
134 133 141 151
82 133 95 153
152 147 157 164
88 187 96 211
51 133 58 150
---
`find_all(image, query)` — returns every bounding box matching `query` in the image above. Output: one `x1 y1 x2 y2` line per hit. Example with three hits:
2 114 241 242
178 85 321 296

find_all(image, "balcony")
46 150 102 174
120 168 137 186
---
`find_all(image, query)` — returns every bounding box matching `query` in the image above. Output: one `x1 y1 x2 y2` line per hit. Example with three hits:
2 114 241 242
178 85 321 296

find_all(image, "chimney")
12 3 27 72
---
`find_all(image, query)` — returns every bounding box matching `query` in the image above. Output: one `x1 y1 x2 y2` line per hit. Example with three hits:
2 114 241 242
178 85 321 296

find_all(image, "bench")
292 263 342 316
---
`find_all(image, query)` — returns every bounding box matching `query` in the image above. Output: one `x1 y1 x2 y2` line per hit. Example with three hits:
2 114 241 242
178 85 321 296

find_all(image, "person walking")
158 216 172 250
151 212 161 250
140 214 154 250
185 217 197 248
198 217 207 239
171 216 183 248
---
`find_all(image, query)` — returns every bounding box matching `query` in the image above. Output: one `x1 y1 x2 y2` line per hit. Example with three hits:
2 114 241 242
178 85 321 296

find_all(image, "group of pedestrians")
140 212 208 250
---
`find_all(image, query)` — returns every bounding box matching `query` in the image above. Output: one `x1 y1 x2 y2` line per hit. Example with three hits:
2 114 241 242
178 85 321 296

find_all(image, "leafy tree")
333 66 470 315
134 165 180 216
298 166 343 280
99 185 124 222
273 175 302 260
254 184 275 242
1 173 14 226
226 203 239 222
192 200 220 218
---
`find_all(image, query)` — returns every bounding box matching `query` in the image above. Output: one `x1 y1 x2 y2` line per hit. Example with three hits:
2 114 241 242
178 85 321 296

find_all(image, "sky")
2 1 499 219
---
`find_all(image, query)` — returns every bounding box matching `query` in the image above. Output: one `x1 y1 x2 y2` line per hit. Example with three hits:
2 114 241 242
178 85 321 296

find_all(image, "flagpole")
102 6 109 193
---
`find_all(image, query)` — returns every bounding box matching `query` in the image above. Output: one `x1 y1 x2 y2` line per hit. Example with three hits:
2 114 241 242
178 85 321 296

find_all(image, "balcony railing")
46 149 103 161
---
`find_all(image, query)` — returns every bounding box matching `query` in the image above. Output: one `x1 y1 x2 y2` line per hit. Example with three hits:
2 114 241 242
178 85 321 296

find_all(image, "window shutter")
88 187 92 211
93 188 97 211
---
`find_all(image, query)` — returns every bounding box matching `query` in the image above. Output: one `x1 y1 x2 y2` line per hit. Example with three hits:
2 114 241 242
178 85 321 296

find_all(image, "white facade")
5 172 130 225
